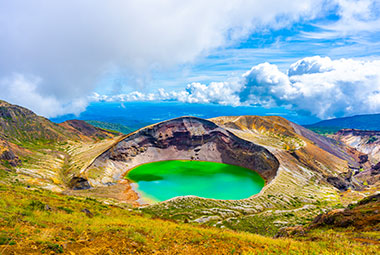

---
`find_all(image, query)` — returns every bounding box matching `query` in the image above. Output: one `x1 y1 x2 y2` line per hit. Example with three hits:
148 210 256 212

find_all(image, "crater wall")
82 117 279 188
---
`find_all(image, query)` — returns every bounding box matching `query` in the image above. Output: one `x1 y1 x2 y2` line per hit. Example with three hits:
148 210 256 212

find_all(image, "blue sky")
1 0 380 119
138 5 380 91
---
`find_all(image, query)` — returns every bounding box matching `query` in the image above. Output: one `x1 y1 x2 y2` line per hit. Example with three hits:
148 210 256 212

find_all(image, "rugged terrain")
0 100 122 192
0 100 379 253
277 193 380 238
333 129 380 163
71 114 379 235
84 117 279 187
330 128 380 189
139 115 376 233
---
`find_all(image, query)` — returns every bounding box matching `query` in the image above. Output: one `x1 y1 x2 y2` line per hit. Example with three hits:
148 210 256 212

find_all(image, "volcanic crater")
80 117 280 202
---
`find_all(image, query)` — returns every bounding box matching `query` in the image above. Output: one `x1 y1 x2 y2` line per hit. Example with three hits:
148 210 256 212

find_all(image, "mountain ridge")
0 99 379 253
305 113 380 131
0 100 123 191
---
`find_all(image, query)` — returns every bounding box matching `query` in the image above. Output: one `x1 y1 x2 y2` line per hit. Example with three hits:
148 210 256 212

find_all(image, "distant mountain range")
305 113 380 134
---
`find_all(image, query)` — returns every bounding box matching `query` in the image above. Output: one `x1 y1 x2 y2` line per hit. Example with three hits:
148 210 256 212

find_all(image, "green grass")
85 120 135 134
0 182 378 254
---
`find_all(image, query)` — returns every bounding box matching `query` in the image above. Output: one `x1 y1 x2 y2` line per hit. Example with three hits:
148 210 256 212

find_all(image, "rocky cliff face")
0 138 20 167
84 117 279 187
333 129 380 164
212 116 377 191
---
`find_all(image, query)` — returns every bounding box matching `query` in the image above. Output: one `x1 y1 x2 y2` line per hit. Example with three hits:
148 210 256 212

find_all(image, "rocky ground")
333 129 380 164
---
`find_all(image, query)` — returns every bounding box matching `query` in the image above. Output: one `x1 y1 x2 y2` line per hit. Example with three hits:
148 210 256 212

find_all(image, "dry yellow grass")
0 181 378 254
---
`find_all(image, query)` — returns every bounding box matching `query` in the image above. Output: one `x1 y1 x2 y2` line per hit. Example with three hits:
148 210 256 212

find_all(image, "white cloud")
285 57 380 118
288 56 334 76
240 56 380 118
92 80 243 106
97 56 380 119
0 0 329 117
1 1 379 118
0 74 88 118
179 82 242 105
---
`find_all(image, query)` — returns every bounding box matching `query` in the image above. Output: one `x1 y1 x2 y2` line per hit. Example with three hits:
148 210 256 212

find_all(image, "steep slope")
0 100 119 145
333 129 380 164
59 119 120 140
0 100 72 144
211 116 359 179
0 100 122 192
0 138 23 169
83 117 279 188
136 115 375 234
305 113 380 131
212 115 357 166
308 193 380 231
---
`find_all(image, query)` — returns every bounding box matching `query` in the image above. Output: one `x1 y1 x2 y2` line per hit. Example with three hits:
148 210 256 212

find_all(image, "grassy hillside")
0 100 73 145
305 126 343 135
305 113 380 132
0 178 378 254
0 101 118 148
0 100 123 191
85 120 135 134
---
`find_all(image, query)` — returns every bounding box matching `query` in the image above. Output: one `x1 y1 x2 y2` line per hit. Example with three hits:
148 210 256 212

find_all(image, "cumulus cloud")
0 0 329 116
291 58 380 117
177 82 242 105
244 57 380 118
92 80 242 106
2 1 379 118
0 74 88 118
97 56 380 119
240 56 380 118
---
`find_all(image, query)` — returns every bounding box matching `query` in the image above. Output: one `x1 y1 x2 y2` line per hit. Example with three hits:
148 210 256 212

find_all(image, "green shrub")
367 136 378 144
0 235 12 245
45 242 64 253
28 200 45 210
57 206 74 214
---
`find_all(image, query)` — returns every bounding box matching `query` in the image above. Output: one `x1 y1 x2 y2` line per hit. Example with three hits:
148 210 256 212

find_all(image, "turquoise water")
126 160 265 202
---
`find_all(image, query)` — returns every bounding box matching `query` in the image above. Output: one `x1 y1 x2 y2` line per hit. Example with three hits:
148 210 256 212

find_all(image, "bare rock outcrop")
333 129 380 163
0 138 20 167
84 117 279 187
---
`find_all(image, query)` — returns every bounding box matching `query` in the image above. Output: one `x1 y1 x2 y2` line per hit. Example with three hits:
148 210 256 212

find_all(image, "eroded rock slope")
333 129 380 164
84 117 279 187
136 116 377 232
